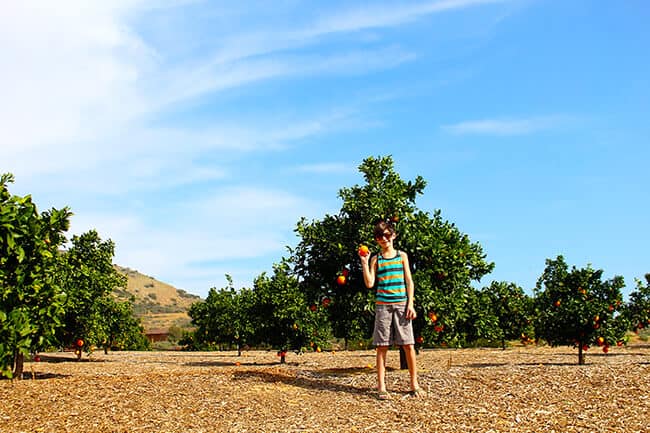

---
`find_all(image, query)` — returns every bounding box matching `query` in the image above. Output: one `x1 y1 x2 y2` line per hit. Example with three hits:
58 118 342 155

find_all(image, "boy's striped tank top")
376 251 407 304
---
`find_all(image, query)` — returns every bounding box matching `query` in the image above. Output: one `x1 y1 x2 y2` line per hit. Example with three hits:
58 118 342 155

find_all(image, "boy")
360 220 423 399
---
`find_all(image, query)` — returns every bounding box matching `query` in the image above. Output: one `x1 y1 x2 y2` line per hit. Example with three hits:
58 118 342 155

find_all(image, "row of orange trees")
184 157 650 365
0 174 148 379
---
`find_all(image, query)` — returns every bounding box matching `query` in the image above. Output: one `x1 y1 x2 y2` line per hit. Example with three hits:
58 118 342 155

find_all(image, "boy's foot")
377 390 391 400
409 387 426 398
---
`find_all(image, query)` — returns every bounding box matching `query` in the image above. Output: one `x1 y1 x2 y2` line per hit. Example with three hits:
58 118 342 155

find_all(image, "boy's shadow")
232 366 382 396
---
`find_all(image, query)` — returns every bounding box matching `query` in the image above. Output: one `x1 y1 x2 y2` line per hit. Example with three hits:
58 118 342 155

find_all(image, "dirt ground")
2 343 649 433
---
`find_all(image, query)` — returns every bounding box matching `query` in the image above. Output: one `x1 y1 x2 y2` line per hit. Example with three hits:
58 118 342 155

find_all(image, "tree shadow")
462 362 510 368
590 352 649 357
1 372 71 381
629 342 650 349
184 360 287 367
318 366 392 375
36 354 106 363
231 367 376 396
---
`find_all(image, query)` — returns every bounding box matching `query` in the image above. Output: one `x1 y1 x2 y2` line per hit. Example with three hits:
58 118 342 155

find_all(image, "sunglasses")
375 231 394 240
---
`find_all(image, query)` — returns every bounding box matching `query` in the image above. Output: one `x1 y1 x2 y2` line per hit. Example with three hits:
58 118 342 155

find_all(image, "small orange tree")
187 276 257 353
534 255 627 365
95 296 150 353
467 282 534 349
55 230 132 358
251 261 331 363
624 273 650 334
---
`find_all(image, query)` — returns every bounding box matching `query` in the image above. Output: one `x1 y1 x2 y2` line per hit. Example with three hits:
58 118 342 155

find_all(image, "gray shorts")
373 303 415 346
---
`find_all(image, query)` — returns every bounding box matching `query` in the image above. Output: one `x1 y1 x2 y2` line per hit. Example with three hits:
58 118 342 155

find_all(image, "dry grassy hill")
113 266 202 332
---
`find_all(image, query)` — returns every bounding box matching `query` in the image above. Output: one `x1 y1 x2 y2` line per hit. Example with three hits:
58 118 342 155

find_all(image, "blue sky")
3 0 649 299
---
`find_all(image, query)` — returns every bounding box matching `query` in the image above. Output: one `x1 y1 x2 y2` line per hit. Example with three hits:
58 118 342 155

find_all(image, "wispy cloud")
295 163 353 174
308 0 510 35
69 185 317 291
442 115 573 136
2 0 519 294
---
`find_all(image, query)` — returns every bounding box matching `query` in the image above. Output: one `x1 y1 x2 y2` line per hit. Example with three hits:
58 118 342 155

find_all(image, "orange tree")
187 276 257 353
290 156 494 355
0 173 71 378
54 230 130 359
250 261 331 363
95 296 150 353
474 281 534 349
534 255 628 365
624 273 650 334
186 263 330 363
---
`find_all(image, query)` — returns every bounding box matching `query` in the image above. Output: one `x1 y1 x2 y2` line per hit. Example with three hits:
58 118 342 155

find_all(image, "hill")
113 266 202 332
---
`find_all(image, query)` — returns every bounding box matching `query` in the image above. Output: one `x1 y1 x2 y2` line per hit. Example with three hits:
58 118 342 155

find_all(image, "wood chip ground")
2 344 649 432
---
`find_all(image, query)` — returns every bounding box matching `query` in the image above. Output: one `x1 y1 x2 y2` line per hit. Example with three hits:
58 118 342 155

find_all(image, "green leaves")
54 230 133 352
534 255 627 364
292 155 494 347
623 273 650 333
0 173 71 378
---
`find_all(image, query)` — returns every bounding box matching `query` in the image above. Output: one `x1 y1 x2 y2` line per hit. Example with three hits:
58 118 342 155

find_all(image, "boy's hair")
373 220 396 239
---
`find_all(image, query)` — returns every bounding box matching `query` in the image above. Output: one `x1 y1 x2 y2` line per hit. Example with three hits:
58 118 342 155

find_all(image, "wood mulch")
1 344 649 433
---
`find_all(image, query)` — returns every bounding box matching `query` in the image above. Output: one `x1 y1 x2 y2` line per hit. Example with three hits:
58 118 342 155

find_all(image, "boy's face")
375 230 396 247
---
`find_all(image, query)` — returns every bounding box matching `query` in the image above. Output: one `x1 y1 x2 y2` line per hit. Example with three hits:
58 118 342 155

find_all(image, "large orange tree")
290 156 495 354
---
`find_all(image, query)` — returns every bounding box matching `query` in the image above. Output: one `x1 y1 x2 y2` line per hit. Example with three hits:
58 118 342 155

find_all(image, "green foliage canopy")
534 255 627 364
54 230 132 355
0 173 71 378
290 156 495 348
624 273 650 333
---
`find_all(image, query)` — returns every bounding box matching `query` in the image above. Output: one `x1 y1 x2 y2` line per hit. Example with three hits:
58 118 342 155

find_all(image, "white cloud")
295 163 353 174
1 0 518 295
442 115 573 136
308 0 509 35
1 2 152 150
66 184 318 294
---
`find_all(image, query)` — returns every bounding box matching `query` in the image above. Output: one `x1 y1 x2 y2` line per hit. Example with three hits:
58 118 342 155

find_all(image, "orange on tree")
321 298 331 307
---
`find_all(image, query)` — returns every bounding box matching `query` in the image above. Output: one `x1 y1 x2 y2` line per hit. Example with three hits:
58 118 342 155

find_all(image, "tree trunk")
578 345 585 365
280 354 286 364
344 338 348 351
13 352 24 380
501 339 506 350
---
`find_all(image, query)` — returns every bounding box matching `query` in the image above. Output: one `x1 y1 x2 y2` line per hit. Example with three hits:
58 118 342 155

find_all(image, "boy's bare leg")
403 344 420 392
376 346 389 392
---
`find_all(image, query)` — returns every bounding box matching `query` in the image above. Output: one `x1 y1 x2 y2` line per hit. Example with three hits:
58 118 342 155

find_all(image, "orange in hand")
358 245 370 257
